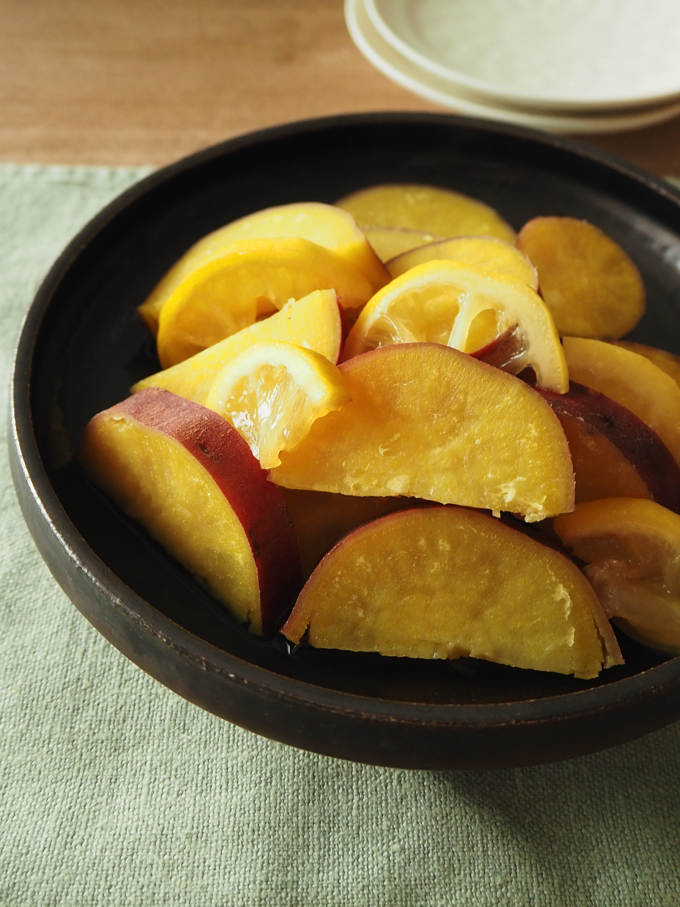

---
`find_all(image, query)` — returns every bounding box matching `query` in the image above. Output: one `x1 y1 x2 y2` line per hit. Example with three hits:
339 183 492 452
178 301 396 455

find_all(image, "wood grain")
1 0 679 175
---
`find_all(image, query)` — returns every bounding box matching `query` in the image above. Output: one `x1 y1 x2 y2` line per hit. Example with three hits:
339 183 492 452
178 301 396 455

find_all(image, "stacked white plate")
346 0 680 133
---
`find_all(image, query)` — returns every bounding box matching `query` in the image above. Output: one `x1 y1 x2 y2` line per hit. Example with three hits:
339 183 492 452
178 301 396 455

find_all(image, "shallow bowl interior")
10 113 680 769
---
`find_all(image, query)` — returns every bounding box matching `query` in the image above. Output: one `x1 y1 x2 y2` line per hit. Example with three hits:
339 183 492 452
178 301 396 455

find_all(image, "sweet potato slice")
336 183 515 243
279 488 412 580
555 498 680 655
516 216 645 339
387 235 538 289
270 343 574 522
536 383 680 512
133 289 344 405
613 340 680 388
78 388 301 635
363 227 443 262
563 337 680 467
283 506 622 678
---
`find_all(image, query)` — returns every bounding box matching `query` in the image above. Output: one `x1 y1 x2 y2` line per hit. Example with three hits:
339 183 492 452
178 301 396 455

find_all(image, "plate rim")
365 0 680 112
346 0 680 134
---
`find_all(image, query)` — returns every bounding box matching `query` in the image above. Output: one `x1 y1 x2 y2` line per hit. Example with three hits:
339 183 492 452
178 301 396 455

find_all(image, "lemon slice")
133 289 343 406
554 498 680 654
138 202 388 335
343 261 568 393
205 341 351 469
155 237 375 368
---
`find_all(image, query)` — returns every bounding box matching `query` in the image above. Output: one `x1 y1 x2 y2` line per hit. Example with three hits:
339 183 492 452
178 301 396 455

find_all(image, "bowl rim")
10 110 680 735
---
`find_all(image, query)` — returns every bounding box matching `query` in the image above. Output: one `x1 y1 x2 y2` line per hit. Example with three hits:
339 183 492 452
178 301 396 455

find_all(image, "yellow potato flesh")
516 216 645 339
283 507 620 678
336 183 516 243
556 411 651 504
387 236 538 290
270 343 574 522
363 227 443 262
133 290 343 405
613 340 680 389
564 337 680 466
279 488 410 580
80 411 261 629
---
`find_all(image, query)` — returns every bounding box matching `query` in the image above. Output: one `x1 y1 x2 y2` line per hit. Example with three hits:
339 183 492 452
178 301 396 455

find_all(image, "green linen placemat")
1 164 680 907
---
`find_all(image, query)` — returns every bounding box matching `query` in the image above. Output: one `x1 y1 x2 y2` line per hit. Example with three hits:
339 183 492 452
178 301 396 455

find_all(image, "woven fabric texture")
1 164 680 907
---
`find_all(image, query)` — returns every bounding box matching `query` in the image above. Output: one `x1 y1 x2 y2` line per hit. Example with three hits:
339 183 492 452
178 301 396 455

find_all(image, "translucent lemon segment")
205 341 351 469
344 260 568 393
133 290 343 406
138 201 388 334
555 498 680 654
156 237 374 368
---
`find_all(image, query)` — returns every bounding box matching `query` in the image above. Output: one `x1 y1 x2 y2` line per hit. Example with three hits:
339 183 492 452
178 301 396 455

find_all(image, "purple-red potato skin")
562 337 680 468
78 387 301 635
536 383 680 513
471 326 527 372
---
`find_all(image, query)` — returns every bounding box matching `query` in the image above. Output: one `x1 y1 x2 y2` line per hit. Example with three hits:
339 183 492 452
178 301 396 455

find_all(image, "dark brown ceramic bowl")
9 113 680 770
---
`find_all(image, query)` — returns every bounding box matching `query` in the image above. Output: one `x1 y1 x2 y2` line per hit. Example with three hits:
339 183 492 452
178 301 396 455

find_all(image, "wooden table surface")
2 0 680 177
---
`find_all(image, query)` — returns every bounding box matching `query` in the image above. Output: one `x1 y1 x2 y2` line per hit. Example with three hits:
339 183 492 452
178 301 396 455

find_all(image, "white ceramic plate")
365 0 680 112
346 0 680 134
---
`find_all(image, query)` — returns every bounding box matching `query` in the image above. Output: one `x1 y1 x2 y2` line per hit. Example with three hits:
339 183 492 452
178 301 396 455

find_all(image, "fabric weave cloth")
1 164 680 906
